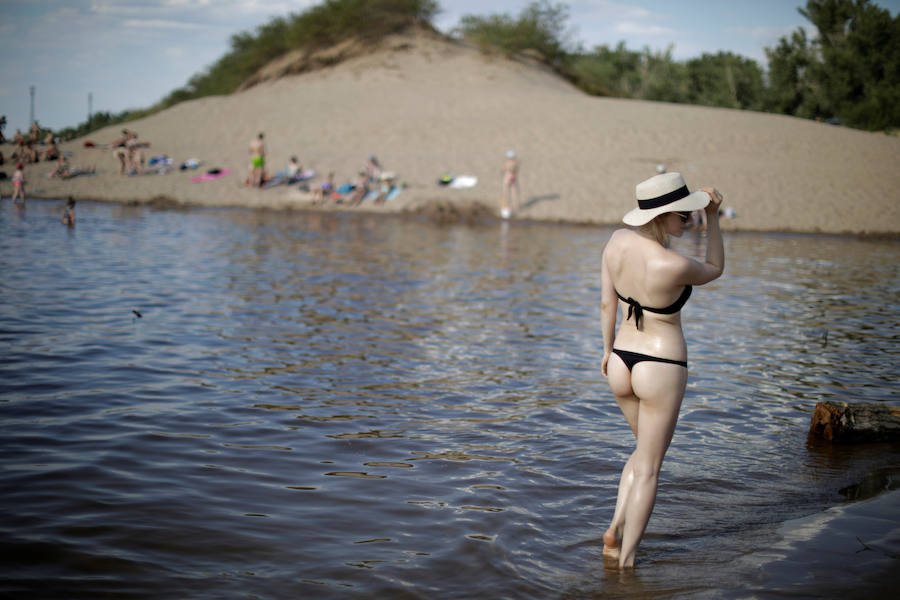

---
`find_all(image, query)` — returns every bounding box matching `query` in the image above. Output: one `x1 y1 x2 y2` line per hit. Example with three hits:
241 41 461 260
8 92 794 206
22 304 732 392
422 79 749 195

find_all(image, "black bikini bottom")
612 348 687 372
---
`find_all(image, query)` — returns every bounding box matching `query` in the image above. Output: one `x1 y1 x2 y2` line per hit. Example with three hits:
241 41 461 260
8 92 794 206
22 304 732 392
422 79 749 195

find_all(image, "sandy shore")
3 29 900 235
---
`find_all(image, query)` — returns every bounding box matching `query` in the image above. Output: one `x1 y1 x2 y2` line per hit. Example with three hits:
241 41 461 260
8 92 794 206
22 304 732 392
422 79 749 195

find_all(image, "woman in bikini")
600 172 724 569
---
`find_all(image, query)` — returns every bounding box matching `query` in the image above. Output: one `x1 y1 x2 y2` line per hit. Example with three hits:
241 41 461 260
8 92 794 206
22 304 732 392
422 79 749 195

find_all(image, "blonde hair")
640 216 669 247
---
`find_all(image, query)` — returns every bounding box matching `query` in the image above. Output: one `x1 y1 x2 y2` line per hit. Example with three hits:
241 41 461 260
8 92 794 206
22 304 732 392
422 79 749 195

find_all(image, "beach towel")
449 175 478 189
361 188 381 203
263 169 317 189
148 156 174 167
191 168 231 183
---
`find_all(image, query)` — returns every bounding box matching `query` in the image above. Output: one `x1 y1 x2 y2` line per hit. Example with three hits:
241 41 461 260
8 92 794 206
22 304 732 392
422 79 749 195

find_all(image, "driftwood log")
810 401 900 442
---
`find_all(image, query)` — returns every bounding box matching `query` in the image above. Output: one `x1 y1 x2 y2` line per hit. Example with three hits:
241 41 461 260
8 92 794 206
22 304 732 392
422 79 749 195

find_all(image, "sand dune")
5 28 900 234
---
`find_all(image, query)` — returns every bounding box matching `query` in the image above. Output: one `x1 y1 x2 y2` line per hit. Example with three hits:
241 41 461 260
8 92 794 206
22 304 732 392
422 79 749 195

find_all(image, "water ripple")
1 203 898 598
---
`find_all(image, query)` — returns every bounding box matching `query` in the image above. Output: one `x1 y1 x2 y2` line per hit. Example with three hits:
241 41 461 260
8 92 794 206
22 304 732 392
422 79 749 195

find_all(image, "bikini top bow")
621 296 644 328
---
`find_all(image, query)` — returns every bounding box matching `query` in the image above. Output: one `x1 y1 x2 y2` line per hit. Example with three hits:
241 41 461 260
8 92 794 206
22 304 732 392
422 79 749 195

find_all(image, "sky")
2 0 899 134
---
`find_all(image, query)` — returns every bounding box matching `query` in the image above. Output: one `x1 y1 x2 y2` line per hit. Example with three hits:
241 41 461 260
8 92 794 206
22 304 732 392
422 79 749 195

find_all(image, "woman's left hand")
702 187 723 213
601 351 611 378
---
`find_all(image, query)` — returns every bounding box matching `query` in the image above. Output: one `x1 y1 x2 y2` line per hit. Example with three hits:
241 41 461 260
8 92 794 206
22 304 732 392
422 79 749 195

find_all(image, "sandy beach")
4 28 900 235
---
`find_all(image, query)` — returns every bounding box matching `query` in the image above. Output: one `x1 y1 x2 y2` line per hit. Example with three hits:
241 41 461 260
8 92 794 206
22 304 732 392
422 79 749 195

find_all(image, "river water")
1 199 898 599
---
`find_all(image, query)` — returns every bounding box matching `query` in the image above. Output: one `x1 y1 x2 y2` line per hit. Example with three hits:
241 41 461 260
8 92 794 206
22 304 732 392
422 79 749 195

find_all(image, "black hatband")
637 185 689 210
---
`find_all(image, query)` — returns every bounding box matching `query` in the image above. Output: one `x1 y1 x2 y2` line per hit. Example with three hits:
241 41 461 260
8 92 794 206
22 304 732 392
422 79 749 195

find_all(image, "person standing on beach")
500 150 520 219
249 132 266 188
110 129 132 175
600 172 724 569
126 133 146 175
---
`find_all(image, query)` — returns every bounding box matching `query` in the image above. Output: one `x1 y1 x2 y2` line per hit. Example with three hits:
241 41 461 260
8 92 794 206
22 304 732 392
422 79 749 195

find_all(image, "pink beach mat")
191 169 231 183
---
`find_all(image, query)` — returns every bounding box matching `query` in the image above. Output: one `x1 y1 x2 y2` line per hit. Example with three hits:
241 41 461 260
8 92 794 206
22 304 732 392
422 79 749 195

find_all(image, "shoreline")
14 190 900 240
3 30 899 236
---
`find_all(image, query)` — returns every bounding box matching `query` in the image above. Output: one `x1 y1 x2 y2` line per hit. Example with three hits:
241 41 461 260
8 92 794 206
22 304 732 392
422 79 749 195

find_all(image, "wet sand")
755 488 899 596
3 28 899 234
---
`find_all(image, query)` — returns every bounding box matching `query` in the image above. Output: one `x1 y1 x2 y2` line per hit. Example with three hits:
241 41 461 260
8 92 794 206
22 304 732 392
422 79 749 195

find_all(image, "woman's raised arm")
677 188 724 286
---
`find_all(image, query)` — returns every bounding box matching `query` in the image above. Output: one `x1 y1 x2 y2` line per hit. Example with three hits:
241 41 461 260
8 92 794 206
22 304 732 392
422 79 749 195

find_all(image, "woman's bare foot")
602 527 620 560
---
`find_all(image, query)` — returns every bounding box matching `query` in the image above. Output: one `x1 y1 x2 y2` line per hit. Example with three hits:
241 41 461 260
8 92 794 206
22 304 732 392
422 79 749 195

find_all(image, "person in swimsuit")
11 163 25 205
312 172 335 206
600 171 724 569
248 132 266 188
61 197 76 226
110 129 132 175
500 150 519 219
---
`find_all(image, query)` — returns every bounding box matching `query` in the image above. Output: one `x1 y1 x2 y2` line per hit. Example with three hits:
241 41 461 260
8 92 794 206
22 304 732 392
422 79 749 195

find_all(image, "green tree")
568 42 644 97
159 0 439 110
455 1 574 67
765 0 900 129
764 28 823 117
685 52 765 110
640 45 688 103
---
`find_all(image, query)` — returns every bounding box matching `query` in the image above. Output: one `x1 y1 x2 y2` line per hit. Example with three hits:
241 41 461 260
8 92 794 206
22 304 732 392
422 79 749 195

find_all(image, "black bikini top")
616 286 692 328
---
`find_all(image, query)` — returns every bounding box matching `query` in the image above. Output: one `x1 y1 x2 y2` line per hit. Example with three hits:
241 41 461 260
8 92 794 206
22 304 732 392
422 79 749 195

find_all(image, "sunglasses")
676 211 692 223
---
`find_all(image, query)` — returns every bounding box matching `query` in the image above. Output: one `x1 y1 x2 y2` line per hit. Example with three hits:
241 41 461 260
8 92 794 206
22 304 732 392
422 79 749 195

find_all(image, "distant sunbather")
49 156 95 180
264 156 303 188
349 171 370 206
312 172 335 206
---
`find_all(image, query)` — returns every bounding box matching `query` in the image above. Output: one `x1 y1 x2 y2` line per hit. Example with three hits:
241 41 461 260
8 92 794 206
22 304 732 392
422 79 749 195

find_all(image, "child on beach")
11 163 25 205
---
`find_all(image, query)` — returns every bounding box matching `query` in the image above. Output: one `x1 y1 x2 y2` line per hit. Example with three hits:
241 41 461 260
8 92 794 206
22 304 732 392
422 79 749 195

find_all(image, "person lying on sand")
49 156 95 180
264 156 303 188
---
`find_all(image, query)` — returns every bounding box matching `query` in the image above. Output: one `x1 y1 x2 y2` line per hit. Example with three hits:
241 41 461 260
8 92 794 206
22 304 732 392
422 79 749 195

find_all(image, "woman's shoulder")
607 227 635 243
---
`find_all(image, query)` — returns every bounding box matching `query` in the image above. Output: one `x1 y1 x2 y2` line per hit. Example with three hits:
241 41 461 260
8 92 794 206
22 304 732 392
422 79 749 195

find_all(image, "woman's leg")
501 177 510 213
618 362 687 568
603 450 634 559
603 352 639 558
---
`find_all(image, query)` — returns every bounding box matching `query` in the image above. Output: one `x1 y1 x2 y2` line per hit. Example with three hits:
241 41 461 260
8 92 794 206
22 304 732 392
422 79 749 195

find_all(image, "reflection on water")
1 200 898 598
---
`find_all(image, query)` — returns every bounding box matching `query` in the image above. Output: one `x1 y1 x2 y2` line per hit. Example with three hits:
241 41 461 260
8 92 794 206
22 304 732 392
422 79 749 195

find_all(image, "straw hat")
623 172 710 226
